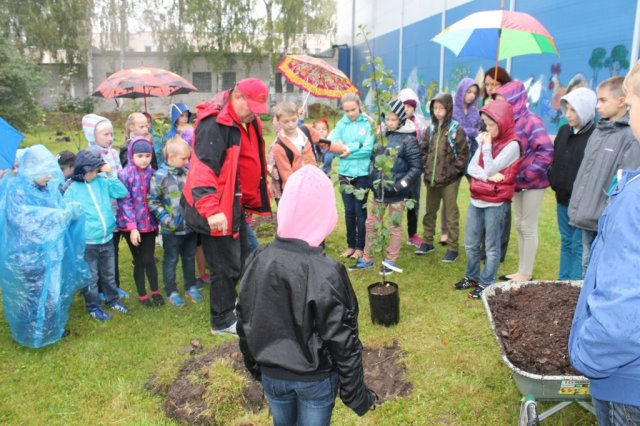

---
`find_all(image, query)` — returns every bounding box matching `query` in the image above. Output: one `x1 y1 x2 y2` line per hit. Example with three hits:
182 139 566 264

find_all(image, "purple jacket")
453 77 481 139
496 81 553 190
116 137 158 232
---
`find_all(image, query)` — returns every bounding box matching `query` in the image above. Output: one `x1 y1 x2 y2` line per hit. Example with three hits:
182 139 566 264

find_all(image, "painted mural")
349 0 636 132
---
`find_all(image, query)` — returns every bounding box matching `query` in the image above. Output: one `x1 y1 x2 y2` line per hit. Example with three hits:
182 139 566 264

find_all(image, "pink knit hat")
277 165 337 247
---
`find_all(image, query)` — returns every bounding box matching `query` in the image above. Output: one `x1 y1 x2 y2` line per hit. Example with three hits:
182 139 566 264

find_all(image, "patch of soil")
250 214 276 239
369 282 398 296
147 340 411 424
487 281 581 375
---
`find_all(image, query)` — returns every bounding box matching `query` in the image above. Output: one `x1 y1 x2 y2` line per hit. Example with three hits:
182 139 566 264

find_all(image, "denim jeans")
557 203 583 280
465 203 508 286
243 219 259 253
593 397 640 425
162 232 197 295
262 373 339 426
84 241 119 306
582 229 597 278
322 151 334 175
340 175 369 250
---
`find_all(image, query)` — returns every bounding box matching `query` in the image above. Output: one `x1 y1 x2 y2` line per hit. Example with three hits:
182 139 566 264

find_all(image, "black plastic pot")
367 282 399 327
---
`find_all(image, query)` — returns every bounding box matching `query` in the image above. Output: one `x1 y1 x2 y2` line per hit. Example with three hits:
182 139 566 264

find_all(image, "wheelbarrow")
481 280 595 425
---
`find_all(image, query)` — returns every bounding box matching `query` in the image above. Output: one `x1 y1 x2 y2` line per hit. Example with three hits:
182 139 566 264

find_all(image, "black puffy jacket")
237 236 375 416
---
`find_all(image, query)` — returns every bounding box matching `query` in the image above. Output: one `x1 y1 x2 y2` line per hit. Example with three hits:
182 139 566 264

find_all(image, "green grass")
0 129 597 425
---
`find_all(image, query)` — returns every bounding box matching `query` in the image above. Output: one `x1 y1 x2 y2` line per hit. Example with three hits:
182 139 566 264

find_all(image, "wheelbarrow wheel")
519 396 540 426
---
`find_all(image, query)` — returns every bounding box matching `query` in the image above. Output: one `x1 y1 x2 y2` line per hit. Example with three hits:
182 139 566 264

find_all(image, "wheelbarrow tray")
481 281 590 401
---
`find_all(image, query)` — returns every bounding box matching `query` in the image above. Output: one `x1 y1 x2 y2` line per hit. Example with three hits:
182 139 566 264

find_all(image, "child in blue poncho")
0 145 91 348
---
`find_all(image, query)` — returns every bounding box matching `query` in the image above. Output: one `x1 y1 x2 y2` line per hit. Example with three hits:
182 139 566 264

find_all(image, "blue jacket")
64 172 129 244
569 168 640 406
164 102 192 141
330 113 374 178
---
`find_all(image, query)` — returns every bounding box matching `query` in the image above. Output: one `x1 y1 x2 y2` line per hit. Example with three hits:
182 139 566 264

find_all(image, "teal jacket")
64 172 129 244
330 113 374 178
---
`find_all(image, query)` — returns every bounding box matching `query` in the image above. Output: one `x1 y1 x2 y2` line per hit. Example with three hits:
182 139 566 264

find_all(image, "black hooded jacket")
236 237 375 416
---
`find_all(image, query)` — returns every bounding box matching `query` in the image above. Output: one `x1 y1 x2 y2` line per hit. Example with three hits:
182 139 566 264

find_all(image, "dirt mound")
147 340 411 424
487 282 581 375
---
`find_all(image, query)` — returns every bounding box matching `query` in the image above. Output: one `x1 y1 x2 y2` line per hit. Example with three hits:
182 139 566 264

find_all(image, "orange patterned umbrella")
277 54 359 99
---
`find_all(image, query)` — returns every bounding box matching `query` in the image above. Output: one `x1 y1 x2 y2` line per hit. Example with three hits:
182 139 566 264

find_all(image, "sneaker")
116 287 130 299
468 285 487 299
187 287 203 303
407 234 423 248
138 297 154 308
109 300 130 314
452 276 478 290
88 304 112 321
168 292 186 307
98 292 106 302
414 243 435 255
211 321 238 336
348 258 374 271
442 251 459 263
151 293 165 306
381 259 403 273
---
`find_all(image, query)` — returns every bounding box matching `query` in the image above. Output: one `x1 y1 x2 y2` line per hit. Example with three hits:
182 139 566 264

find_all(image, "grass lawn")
0 128 597 425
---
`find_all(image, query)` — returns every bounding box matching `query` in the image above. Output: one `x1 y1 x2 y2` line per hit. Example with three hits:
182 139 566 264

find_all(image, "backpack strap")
275 138 295 166
447 121 459 159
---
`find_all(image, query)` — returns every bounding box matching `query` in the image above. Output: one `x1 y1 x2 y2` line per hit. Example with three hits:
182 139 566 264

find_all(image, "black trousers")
124 231 159 297
200 226 247 330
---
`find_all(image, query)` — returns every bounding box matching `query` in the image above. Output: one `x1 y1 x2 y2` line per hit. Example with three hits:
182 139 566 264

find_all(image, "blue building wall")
350 0 636 130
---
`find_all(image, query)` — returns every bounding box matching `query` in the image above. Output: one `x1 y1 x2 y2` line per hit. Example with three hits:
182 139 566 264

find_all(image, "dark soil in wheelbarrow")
146 340 411 424
488 282 582 375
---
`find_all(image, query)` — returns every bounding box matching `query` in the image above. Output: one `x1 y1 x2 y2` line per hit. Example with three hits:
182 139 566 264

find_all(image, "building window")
286 79 294 93
106 72 114 79
144 46 151 52
221 71 236 90
275 72 283 93
192 72 212 92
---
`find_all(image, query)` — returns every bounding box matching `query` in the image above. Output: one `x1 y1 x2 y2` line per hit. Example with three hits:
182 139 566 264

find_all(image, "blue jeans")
243 218 259 253
262 373 339 426
593 397 640 425
84 241 118 306
465 203 507 286
582 229 597 278
557 204 583 280
340 175 369 250
162 232 197 295
322 152 334 175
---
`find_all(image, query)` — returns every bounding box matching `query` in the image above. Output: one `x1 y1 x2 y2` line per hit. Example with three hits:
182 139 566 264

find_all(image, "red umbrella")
277 54 359 106
92 66 198 111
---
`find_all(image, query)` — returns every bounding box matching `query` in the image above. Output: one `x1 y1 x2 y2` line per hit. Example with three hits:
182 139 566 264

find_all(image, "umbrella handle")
302 91 311 109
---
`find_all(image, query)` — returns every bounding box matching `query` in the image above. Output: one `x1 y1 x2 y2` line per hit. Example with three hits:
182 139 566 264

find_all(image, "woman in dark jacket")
548 87 597 280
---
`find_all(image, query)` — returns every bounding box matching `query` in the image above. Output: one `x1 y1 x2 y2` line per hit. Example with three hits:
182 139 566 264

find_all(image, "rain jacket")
237 165 375 417
495 81 553 190
0 145 90 348
147 163 190 235
116 137 158 233
422 93 469 187
64 151 129 244
569 168 640 407
568 114 640 231
370 119 422 202
182 89 271 237
330 113 374 178
453 77 481 140
164 102 192 141
548 88 598 206
469 100 522 204
82 114 122 172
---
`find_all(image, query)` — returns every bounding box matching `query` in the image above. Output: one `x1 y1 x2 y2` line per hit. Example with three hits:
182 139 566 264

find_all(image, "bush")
55 94 95 113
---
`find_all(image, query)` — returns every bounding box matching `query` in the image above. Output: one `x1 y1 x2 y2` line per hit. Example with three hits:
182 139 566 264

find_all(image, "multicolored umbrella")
92 66 198 110
277 54 359 100
432 10 558 62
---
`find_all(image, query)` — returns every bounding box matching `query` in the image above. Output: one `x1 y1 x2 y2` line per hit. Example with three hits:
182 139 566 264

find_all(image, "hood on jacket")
82 114 112 148
479 100 518 146
164 103 192 140
19 145 64 187
561 87 597 129
72 150 105 182
398 87 425 118
127 136 153 166
429 93 454 126
454 77 480 111
495 81 528 120
277 165 337 247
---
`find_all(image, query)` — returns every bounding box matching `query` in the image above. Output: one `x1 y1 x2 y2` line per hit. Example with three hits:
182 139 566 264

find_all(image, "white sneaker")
211 321 238 336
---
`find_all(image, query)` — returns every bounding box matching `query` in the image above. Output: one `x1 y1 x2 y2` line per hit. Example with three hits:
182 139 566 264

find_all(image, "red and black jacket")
182 90 271 237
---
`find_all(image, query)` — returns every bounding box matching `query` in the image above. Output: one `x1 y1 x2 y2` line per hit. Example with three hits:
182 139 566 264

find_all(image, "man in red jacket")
182 78 271 334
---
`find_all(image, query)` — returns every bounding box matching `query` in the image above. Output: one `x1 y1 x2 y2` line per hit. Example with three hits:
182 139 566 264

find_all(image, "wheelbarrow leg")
538 401 573 421
576 400 595 415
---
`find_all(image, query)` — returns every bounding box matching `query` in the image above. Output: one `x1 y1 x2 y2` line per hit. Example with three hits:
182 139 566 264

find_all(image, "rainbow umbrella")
432 10 558 62
277 54 359 104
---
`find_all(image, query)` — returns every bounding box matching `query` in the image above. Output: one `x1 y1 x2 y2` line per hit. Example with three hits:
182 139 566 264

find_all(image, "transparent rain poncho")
0 145 91 348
